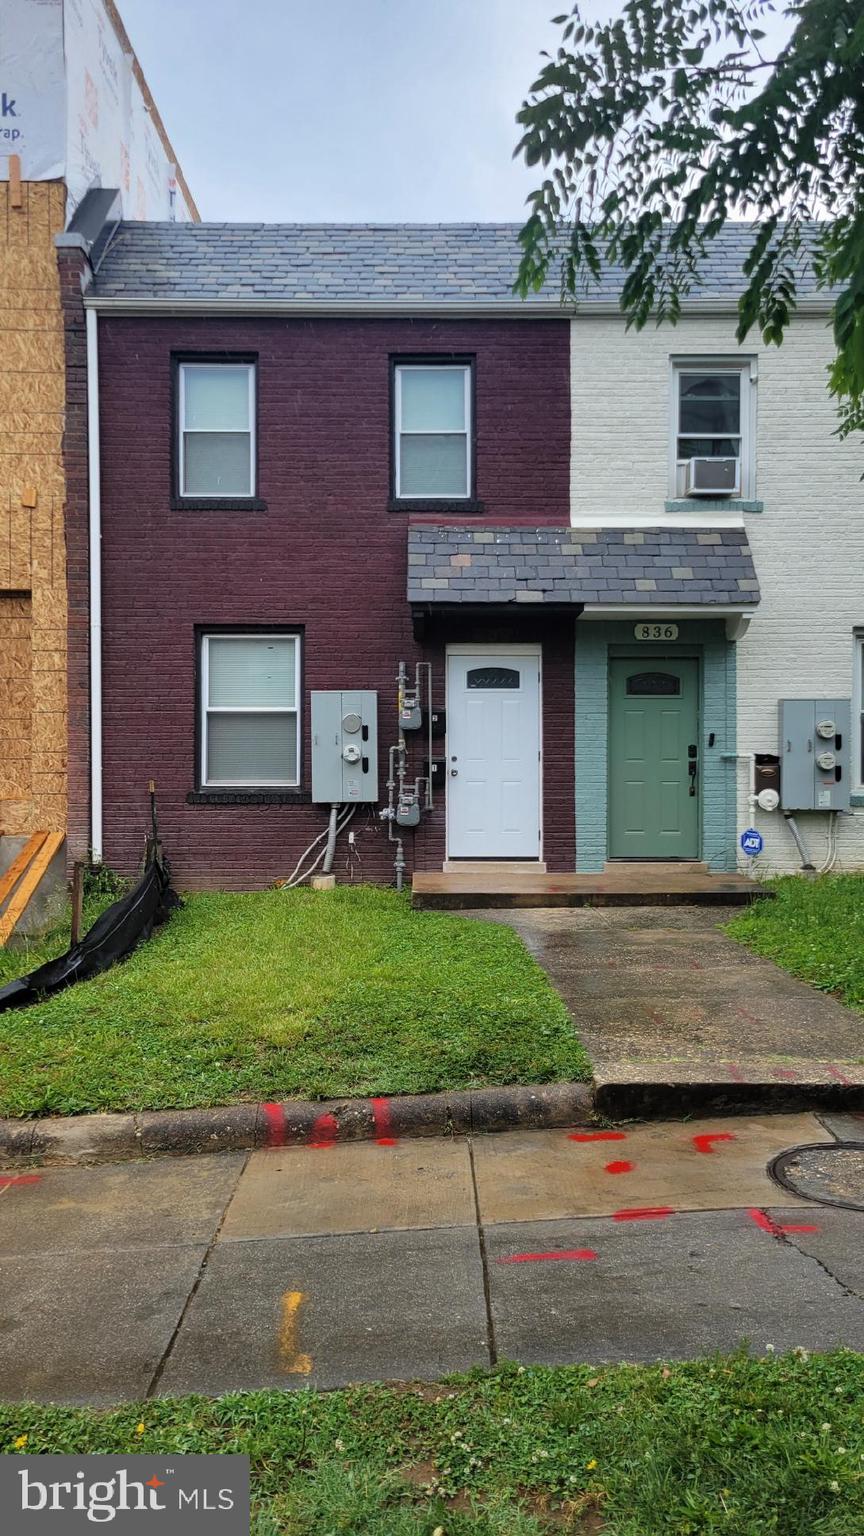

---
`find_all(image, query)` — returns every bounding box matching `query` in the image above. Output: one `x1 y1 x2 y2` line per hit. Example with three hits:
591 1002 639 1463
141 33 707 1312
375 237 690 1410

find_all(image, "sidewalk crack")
759 1208 864 1304
781 1231 864 1304
467 1136 498 1368
144 1151 249 1398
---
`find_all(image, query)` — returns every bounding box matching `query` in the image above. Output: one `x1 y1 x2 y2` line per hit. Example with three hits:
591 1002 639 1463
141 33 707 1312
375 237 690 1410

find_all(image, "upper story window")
393 361 473 500
178 361 256 500
200 632 300 788
671 360 754 500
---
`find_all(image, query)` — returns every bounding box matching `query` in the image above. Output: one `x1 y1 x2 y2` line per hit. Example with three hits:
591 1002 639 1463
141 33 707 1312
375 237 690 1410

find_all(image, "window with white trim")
200 633 300 787
179 362 256 498
671 360 754 499
848 629 854 792
394 362 472 499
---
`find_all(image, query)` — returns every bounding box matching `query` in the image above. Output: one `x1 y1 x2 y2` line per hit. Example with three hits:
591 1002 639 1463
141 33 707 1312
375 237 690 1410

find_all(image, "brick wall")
89 314 571 887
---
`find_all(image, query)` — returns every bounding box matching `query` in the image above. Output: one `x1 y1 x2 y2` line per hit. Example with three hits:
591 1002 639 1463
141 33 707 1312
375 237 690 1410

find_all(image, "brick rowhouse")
69 314 572 887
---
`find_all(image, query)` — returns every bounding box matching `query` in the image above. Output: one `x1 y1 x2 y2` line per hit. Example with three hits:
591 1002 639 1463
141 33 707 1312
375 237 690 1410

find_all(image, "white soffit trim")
578 603 754 640
82 295 833 318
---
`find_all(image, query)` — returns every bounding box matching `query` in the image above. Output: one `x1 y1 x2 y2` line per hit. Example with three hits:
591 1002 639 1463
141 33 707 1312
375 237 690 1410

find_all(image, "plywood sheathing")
0 180 68 837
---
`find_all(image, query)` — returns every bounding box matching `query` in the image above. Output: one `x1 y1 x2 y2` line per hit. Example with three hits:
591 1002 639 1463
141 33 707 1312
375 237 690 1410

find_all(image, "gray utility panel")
311 691 379 804
779 698 851 812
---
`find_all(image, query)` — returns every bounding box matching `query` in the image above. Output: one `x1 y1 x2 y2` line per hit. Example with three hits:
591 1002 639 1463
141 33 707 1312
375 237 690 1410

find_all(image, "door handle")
688 759 698 797
450 768 458 777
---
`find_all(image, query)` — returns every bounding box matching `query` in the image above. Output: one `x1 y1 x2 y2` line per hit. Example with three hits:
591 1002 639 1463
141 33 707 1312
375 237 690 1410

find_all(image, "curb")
593 1080 864 1120
0 1082 595 1166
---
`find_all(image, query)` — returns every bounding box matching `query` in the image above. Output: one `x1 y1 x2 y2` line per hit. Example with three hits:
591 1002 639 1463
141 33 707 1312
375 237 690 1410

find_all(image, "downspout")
86 308 103 864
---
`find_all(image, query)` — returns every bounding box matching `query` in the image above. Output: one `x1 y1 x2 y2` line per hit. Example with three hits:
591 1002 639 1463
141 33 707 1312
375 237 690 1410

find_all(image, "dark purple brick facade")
69 313 573 887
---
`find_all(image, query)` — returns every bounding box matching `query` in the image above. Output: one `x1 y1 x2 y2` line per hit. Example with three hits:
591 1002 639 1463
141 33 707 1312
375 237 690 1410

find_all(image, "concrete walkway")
1 1111 863 1404
473 906 864 1115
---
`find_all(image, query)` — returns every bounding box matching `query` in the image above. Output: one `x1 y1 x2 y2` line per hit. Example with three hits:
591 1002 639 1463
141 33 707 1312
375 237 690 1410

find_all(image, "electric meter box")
779 698 850 812
311 691 378 804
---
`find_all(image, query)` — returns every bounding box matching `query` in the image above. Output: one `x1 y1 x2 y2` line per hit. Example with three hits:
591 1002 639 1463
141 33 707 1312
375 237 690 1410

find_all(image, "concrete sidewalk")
474 906 864 1115
1 1111 863 1403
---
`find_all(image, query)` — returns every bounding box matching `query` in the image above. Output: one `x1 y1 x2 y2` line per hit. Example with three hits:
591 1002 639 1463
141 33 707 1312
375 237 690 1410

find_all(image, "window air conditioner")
685 457 740 495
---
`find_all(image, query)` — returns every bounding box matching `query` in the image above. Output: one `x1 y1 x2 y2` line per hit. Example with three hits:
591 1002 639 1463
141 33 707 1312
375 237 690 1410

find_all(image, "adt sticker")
740 828 764 856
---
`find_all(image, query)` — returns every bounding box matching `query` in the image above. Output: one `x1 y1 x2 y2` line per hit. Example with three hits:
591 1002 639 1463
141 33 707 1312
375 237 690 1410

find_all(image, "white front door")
446 649 542 858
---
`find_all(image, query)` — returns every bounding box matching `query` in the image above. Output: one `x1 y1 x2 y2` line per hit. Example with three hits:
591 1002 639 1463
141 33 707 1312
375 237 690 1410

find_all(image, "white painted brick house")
571 305 864 876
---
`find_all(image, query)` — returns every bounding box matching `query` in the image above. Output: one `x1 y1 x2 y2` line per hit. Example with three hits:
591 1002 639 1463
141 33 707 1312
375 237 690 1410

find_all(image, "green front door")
608 657 699 859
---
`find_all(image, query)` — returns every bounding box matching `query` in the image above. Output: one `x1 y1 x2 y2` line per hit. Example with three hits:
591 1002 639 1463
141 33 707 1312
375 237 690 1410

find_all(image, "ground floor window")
200 632 301 787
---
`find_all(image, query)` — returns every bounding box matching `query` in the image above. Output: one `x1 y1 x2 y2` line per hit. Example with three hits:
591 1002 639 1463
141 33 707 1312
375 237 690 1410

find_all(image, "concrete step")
412 869 768 910
443 860 548 874
603 860 709 875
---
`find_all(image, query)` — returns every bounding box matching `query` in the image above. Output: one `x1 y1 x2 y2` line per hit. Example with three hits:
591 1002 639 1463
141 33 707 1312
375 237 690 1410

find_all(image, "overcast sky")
119 0 793 224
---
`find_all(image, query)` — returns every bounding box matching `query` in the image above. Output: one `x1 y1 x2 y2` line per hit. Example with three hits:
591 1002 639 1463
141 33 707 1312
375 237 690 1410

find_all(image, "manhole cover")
769 1142 864 1212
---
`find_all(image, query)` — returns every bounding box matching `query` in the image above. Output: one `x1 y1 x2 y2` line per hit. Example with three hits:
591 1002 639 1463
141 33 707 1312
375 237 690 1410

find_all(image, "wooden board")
0 831 46 911
0 830 64 945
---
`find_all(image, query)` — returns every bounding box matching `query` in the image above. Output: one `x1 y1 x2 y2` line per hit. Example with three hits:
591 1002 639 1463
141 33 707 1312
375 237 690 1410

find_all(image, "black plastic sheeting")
0 854 179 1014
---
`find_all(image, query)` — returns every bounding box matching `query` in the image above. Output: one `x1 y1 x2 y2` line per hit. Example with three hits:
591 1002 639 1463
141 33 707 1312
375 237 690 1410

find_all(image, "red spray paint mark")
568 1131 627 1143
771 1067 799 1082
605 1160 633 1175
826 1064 854 1085
726 1062 746 1083
613 1206 674 1222
0 1174 41 1189
692 1132 735 1155
309 1112 338 1149
747 1208 820 1236
498 1248 598 1265
371 1097 397 1146
262 1103 287 1147
736 1006 763 1029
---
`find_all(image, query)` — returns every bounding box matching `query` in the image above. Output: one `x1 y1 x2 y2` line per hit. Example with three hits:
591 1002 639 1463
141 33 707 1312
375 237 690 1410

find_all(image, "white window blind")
180 363 255 497
201 634 299 787
395 364 471 498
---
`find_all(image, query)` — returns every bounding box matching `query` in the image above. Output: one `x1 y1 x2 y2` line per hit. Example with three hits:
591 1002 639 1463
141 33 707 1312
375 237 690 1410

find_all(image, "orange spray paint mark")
279 1290 312 1374
498 1249 598 1265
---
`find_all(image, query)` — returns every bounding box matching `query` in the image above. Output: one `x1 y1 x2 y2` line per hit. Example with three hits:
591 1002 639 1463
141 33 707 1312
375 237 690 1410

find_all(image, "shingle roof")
406 525 760 606
91 221 824 307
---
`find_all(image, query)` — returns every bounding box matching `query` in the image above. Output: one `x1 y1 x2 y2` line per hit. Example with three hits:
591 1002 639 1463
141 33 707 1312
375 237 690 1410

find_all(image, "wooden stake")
70 861 85 946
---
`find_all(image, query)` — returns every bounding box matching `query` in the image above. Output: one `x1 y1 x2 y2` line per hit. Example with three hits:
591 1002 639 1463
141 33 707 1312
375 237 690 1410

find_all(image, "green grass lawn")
0 886 588 1117
727 873 864 1012
2 1353 862 1534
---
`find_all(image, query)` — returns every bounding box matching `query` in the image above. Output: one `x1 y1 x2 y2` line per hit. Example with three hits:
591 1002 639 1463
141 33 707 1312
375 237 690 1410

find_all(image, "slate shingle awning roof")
90 221 825 307
407 526 760 607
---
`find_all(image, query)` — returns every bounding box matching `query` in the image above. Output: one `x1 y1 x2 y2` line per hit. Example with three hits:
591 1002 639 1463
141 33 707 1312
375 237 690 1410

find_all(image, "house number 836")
634 623 679 641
